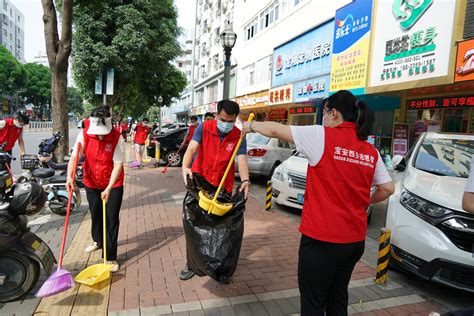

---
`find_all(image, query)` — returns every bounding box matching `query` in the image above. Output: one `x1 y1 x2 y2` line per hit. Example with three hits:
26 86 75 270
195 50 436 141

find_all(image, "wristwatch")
241 179 250 185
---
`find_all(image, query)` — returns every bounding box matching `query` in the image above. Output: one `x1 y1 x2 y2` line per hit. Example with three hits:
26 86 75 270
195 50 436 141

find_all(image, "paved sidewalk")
32 164 444 315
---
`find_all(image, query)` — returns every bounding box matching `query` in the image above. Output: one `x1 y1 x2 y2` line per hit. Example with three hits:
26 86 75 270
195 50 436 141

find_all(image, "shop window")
464 0 474 39
443 109 469 133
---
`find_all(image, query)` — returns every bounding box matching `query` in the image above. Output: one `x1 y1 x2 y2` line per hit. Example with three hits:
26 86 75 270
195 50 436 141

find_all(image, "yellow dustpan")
75 199 113 286
198 113 254 216
142 139 152 163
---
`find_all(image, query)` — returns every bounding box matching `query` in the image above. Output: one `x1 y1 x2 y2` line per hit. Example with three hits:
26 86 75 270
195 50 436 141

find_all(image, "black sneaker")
179 265 195 281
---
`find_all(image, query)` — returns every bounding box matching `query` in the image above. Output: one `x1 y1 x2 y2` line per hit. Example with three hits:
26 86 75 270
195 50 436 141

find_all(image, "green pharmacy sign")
392 0 433 30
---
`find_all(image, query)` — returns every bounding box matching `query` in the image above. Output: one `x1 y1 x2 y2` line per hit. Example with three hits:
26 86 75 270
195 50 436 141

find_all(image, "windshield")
247 134 271 145
414 137 473 178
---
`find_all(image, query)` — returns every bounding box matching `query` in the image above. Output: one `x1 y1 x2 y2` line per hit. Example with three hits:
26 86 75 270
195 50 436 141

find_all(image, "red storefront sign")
269 109 288 120
290 106 315 114
408 96 474 110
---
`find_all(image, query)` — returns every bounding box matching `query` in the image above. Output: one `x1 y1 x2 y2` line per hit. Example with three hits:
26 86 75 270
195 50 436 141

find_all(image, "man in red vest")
181 115 198 147
132 117 151 166
179 100 250 281
0 112 29 165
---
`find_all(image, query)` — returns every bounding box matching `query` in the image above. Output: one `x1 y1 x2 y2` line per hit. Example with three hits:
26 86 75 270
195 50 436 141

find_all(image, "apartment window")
9 32 11 40
244 17 258 41
243 63 255 86
256 55 272 83
3 1 6 11
294 0 303 5
259 1 279 32
3 28 6 37
178 62 183 68
208 82 218 103
196 89 204 105
214 27 220 45
17 16 19 22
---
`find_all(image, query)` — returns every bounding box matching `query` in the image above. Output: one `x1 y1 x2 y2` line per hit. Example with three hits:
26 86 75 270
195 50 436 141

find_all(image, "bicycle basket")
21 155 39 170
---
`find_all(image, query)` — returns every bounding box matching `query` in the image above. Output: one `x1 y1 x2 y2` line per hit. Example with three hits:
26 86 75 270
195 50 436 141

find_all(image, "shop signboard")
330 0 373 95
290 106 316 115
369 0 456 88
272 20 333 88
235 91 269 108
408 95 474 110
268 85 293 106
293 74 330 103
454 39 474 82
392 123 409 156
269 109 288 120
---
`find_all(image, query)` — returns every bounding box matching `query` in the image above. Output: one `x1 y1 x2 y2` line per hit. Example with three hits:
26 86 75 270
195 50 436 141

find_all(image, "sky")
10 0 196 63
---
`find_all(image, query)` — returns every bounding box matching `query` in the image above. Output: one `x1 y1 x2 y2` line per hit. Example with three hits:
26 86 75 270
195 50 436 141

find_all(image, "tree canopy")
22 63 51 107
72 0 187 117
67 87 84 115
0 45 27 96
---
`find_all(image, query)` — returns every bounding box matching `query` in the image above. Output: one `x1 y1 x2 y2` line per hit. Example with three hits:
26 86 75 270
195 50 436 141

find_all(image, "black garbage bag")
183 173 246 283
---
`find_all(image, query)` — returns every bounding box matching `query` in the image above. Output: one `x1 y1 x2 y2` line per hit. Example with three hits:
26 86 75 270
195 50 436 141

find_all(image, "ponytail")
354 100 374 141
323 90 374 141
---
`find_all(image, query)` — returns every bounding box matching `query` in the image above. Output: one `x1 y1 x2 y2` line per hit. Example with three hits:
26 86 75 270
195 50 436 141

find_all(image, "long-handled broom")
36 143 81 298
161 144 185 174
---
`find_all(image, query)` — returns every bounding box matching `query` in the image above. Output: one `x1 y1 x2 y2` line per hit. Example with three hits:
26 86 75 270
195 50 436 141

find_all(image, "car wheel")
268 162 280 180
165 151 183 167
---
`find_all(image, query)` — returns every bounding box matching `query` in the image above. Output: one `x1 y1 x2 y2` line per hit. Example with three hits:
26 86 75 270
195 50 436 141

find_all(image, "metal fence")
24 121 53 131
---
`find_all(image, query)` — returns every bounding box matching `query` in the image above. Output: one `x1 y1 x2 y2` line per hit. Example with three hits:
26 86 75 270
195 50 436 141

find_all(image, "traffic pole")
265 180 272 211
375 227 391 285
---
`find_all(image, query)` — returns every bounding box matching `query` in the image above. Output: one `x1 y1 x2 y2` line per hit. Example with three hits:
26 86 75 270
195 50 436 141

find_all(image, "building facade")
0 0 25 63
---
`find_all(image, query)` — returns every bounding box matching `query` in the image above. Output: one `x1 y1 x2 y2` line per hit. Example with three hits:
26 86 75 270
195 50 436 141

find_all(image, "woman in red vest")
66 105 125 272
179 100 250 281
0 112 29 166
243 90 395 316
133 118 151 166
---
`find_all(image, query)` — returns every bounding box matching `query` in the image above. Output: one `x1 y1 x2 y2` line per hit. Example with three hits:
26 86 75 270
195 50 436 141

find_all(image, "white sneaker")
106 260 120 272
85 242 100 253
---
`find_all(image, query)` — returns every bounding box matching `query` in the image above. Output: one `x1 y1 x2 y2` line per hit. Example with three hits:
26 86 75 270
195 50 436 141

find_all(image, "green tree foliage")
22 63 51 118
72 0 187 116
0 45 27 96
67 87 84 115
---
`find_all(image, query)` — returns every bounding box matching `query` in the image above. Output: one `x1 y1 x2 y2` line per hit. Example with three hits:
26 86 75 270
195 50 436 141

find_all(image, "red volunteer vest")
82 119 125 190
300 122 378 243
0 118 23 151
186 125 197 144
134 123 150 145
192 120 241 193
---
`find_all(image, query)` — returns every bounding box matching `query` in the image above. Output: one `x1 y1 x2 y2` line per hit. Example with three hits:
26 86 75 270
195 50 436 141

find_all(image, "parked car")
387 132 474 293
271 152 374 222
153 123 187 135
236 134 295 178
147 127 188 167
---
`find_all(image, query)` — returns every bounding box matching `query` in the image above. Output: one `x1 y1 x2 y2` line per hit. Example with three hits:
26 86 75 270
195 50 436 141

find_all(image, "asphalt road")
246 176 473 312
10 127 81 175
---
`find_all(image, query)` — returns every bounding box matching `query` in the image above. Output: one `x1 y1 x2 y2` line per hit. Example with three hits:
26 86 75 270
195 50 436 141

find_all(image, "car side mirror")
392 155 406 171
291 149 297 156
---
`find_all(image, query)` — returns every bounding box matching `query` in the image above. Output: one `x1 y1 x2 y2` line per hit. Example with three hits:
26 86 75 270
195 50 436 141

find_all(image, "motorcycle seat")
49 175 67 184
32 168 55 179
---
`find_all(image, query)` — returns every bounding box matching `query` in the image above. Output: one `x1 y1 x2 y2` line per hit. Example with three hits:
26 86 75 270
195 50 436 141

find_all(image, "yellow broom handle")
103 199 107 264
212 113 255 203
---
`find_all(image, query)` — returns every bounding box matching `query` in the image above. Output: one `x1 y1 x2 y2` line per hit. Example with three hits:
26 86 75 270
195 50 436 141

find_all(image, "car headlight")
400 189 453 223
272 165 287 182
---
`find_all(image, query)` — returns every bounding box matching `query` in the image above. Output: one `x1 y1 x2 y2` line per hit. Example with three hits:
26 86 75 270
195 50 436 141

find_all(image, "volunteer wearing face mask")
179 99 250 281
66 105 125 272
181 115 199 147
133 117 151 166
0 112 29 165
242 90 395 316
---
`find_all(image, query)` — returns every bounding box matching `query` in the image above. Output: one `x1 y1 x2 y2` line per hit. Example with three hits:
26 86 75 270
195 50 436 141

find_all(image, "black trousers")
85 186 123 261
298 234 365 316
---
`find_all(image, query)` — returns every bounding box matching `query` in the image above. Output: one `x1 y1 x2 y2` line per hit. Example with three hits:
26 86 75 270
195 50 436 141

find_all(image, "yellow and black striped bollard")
375 227 391 285
265 180 272 211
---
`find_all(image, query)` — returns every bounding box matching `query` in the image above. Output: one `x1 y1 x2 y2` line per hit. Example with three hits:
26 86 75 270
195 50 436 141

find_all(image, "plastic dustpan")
75 199 113 286
142 140 152 163
128 160 141 168
198 190 233 216
197 113 254 216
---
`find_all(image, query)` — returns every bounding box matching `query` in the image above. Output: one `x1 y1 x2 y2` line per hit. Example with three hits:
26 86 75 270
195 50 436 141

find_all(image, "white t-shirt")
71 132 125 163
465 157 474 193
290 125 392 185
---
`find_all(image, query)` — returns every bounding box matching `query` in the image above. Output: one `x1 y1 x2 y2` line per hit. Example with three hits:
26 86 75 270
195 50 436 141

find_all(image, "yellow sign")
235 90 269 108
268 85 293 106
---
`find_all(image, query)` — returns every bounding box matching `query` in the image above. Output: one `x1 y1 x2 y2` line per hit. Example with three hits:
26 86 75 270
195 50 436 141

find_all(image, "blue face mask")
217 120 234 134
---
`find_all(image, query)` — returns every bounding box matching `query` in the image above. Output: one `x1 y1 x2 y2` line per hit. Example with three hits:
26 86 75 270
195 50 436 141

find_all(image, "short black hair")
204 112 215 119
16 112 29 125
190 115 198 121
142 117 149 122
217 100 239 116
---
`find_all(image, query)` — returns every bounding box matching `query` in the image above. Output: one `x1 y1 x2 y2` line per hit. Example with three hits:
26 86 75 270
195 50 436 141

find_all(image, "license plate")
297 193 304 204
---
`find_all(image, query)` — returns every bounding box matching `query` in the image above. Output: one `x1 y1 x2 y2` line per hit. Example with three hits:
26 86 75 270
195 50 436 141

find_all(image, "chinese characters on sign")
408 96 474 110
284 42 331 70
297 81 325 96
268 85 293 106
334 146 375 169
290 106 315 114
269 109 288 120
392 123 409 156
330 0 373 94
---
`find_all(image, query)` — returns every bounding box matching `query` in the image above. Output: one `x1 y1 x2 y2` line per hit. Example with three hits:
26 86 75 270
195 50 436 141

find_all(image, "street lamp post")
157 95 163 134
220 21 237 100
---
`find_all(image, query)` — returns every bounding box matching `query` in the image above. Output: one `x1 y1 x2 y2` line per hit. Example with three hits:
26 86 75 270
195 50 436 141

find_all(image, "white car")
387 132 474 293
271 152 374 221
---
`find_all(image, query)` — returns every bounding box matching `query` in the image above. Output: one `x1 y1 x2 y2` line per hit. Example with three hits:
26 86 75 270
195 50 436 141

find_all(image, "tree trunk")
52 66 69 161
